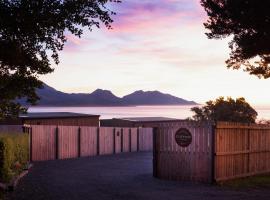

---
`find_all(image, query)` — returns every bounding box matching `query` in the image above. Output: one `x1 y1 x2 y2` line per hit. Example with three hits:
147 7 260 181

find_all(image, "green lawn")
219 173 270 189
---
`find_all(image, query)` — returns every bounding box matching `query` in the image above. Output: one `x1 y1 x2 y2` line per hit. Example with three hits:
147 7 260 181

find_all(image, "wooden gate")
153 121 213 182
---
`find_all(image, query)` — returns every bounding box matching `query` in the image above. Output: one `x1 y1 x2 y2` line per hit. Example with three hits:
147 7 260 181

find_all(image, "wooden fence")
0 125 23 133
214 122 270 181
27 125 153 161
153 121 213 183
153 121 270 183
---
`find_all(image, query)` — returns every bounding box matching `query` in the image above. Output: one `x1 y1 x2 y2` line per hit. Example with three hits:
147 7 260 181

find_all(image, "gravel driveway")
8 152 270 200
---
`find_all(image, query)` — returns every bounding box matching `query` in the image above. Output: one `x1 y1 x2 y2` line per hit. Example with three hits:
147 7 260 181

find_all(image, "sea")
28 105 270 120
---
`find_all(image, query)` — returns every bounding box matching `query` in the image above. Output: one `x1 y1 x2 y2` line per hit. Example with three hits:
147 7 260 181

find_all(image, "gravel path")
8 152 270 200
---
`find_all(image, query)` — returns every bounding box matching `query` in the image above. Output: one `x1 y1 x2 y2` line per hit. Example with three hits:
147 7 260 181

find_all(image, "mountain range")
22 84 197 106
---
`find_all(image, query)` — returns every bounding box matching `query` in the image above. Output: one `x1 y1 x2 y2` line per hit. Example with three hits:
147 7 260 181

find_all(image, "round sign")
175 128 192 147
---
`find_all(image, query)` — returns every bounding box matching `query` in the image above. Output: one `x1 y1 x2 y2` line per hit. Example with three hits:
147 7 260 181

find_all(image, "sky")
40 0 270 106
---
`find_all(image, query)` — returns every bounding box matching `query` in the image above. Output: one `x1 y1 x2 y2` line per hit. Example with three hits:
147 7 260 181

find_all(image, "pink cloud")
108 0 206 34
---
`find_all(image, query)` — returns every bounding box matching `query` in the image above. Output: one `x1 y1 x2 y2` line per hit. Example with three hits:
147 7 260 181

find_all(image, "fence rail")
27 125 153 161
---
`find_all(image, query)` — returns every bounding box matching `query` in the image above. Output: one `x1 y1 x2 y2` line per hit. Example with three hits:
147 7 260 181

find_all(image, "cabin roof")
113 117 182 123
20 112 100 119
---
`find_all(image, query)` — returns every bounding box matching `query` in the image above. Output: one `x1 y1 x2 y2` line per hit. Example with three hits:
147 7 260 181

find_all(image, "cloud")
109 0 205 34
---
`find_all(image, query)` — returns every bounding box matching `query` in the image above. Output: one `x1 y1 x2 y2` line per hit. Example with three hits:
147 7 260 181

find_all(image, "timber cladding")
153 121 270 183
23 117 99 126
27 125 153 161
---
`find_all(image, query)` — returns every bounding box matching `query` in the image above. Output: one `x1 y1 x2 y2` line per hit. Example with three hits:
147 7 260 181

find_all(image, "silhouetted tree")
191 97 257 123
0 0 120 119
201 0 270 78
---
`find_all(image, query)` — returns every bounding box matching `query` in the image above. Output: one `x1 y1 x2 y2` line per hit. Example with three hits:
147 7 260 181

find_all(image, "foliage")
257 119 270 125
0 133 29 183
0 0 120 119
201 0 270 78
191 97 257 123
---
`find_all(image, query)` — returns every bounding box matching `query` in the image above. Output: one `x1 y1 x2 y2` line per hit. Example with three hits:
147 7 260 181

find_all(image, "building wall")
101 119 185 128
23 117 99 126
100 119 135 127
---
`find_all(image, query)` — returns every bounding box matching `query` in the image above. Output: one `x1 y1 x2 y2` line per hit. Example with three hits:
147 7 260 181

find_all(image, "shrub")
0 133 29 183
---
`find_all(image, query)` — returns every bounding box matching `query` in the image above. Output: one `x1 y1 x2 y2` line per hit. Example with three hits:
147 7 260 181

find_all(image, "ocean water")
28 105 270 120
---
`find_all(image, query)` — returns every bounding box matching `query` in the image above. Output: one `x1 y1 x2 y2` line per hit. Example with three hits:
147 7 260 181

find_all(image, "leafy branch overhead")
201 0 270 78
0 0 120 119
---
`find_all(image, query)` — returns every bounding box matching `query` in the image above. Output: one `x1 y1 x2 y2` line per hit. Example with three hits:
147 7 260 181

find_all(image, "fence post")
137 128 140 152
129 128 132 152
55 127 59 160
153 127 158 177
97 127 100 156
113 128 116 154
121 128 123 152
78 127 81 158
211 124 216 183
25 125 33 162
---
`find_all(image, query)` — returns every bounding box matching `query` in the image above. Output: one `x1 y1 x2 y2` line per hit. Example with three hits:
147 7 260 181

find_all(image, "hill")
21 84 197 106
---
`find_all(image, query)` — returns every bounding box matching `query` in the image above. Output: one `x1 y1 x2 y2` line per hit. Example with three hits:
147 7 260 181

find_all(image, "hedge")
0 133 29 183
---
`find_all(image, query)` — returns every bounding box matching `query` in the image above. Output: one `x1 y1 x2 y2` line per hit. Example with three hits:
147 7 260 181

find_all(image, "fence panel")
215 122 270 181
139 128 153 151
58 126 79 159
114 128 122 153
131 128 138 152
122 128 131 152
31 125 56 161
99 127 114 155
80 127 98 157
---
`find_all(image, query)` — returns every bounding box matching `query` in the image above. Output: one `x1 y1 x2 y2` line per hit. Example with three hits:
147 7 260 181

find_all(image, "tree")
0 0 120 119
191 97 257 123
201 0 270 78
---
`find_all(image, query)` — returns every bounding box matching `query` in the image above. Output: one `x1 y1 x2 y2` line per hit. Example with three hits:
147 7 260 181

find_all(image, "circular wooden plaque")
175 128 192 147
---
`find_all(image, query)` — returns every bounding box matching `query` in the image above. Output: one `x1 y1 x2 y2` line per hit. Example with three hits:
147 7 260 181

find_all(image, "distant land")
20 84 198 106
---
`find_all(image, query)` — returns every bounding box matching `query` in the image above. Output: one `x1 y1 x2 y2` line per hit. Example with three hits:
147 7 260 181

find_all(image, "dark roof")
114 117 182 123
20 112 100 119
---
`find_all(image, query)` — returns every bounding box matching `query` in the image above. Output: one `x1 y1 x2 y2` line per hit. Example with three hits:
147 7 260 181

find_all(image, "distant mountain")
21 84 197 106
123 90 196 105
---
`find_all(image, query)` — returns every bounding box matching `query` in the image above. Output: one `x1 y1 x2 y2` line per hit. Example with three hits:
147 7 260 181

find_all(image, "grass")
219 173 270 189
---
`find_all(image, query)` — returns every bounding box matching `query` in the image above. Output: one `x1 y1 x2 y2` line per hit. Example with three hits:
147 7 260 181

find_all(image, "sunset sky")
40 0 270 106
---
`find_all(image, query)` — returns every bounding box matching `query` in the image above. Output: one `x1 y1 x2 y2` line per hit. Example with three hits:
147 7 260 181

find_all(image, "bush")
0 133 29 183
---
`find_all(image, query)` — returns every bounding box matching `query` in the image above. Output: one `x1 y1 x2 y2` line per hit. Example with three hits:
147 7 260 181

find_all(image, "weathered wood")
153 121 213 183
214 122 270 182
31 125 57 161
80 127 98 157
29 125 153 161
